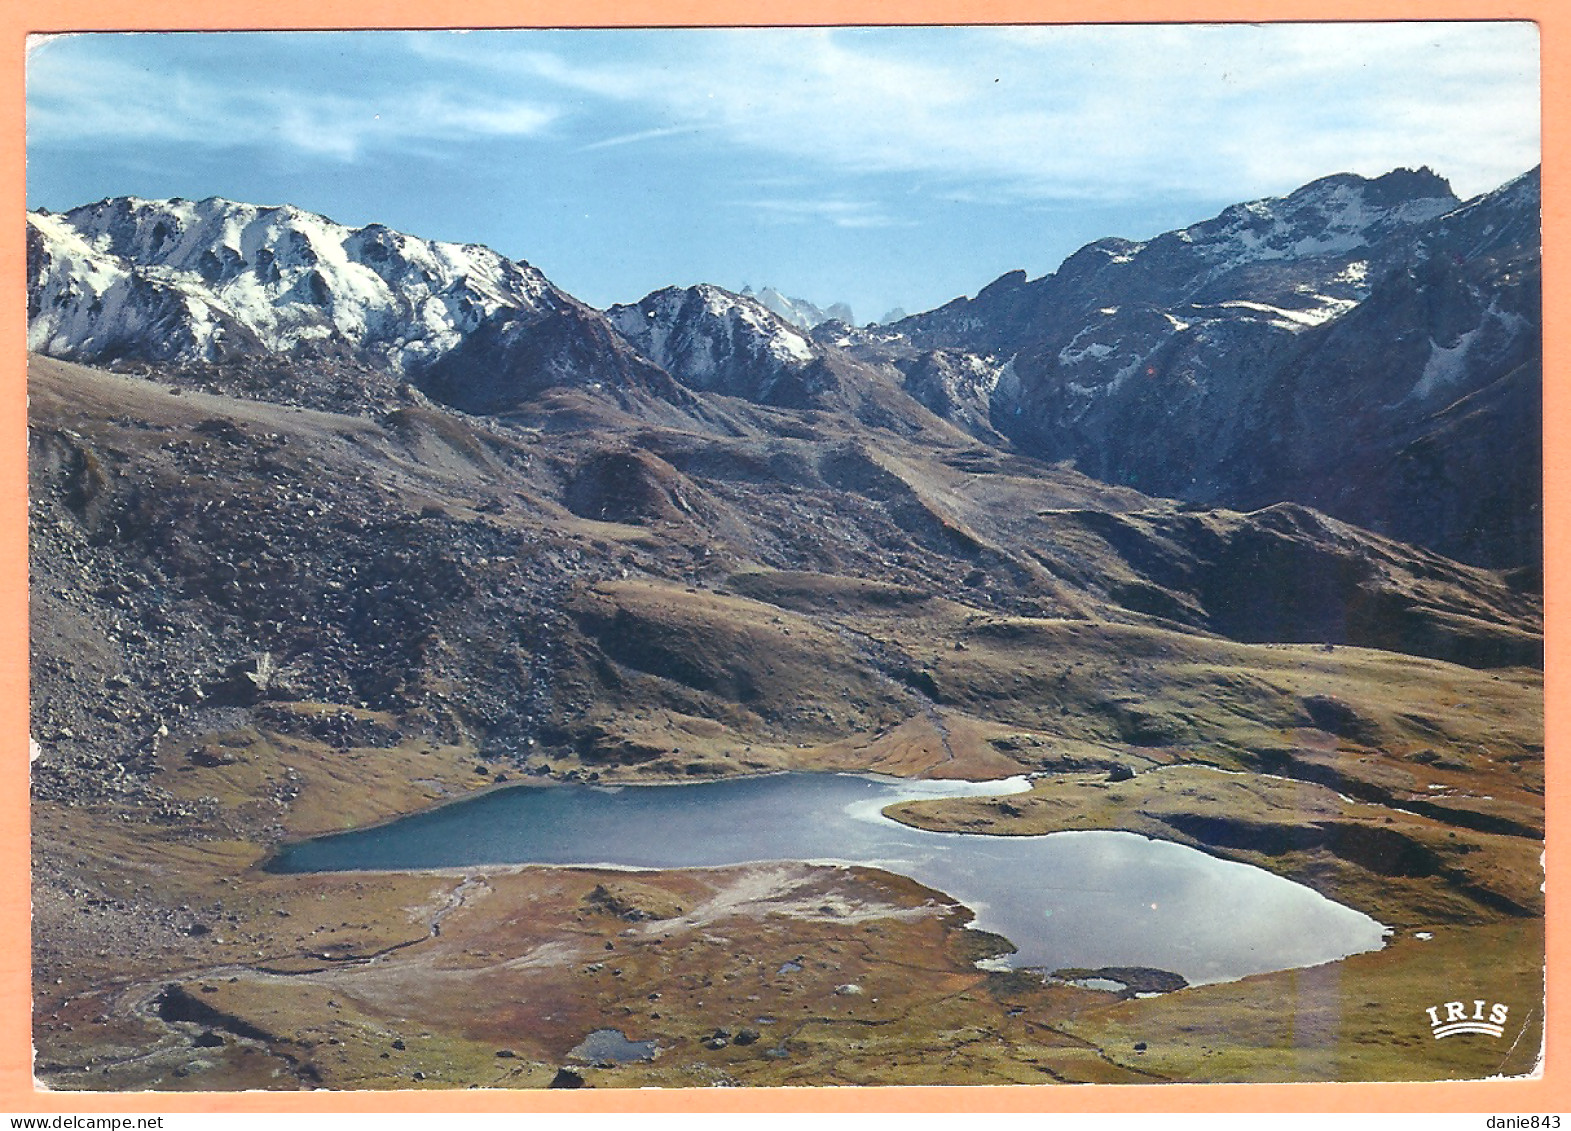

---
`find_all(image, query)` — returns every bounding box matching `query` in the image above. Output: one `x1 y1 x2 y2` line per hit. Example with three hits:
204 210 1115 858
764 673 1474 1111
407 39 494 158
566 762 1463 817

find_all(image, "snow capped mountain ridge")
1181 167 1458 267
878 167 1467 359
1060 169 1462 320
28 195 563 371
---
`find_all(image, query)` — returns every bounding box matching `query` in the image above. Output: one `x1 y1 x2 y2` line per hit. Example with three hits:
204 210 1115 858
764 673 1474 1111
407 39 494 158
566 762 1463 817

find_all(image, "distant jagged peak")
743 284 855 330
611 282 792 339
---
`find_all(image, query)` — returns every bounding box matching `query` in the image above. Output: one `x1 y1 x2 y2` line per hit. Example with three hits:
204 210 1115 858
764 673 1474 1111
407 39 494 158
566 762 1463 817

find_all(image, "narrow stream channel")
268 772 1386 987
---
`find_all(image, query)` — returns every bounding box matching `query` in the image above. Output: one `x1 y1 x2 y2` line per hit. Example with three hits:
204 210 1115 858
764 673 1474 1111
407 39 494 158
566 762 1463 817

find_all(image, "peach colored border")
2 0 1561 1114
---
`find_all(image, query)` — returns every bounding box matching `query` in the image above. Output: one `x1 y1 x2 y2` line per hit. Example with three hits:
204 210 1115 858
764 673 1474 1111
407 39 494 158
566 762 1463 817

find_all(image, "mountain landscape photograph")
22 22 1547 1093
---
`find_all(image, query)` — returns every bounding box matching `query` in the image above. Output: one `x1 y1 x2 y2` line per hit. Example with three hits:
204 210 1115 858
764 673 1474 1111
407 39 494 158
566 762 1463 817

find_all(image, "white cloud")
27 44 559 162
578 124 712 152
447 23 1538 201
743 197 913 229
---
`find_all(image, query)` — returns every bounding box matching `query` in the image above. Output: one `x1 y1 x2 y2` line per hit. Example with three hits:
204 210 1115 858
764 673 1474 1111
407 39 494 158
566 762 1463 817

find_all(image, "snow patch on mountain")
1059 338 1116 366
1210 298 1351 330
1410 302 1531 402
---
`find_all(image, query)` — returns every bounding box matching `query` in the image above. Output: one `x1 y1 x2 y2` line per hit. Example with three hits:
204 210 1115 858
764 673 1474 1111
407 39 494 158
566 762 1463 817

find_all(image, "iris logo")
1425 1000 1509 1039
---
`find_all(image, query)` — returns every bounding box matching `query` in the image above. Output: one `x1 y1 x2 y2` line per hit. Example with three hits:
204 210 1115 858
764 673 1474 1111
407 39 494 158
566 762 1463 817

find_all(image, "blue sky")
26 24 1540 323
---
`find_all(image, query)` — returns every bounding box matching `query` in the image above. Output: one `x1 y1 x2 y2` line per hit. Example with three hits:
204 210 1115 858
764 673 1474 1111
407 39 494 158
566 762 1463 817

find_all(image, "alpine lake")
270 771 1387 989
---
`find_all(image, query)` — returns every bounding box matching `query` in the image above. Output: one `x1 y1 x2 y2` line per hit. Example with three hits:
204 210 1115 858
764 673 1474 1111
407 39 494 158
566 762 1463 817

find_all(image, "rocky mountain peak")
605 284 826 402
27 194 563 374
1177 167 1460 269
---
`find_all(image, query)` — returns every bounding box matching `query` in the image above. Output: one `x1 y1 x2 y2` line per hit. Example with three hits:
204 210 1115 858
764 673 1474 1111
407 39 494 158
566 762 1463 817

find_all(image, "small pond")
567 1028 658 1064
268 772 1385 987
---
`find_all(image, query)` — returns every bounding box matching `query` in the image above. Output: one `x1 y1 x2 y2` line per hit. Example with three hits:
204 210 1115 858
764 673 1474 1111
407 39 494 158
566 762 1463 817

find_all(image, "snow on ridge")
1058 338 1116 366
1096 242 1143 265
30 195 561 371
1333 261 1370 286
28 212 138 355
28 210 245 364
1023 174 1458 318
1180 176 1456 272
1440 166 1540 222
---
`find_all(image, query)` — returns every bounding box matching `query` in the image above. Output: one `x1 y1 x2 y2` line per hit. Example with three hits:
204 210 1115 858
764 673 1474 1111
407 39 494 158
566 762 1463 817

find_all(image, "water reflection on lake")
268 772 1385 986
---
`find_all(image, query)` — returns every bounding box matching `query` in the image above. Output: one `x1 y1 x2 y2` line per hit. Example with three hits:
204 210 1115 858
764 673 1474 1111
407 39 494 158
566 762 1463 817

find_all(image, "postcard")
11 4 1562 1117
